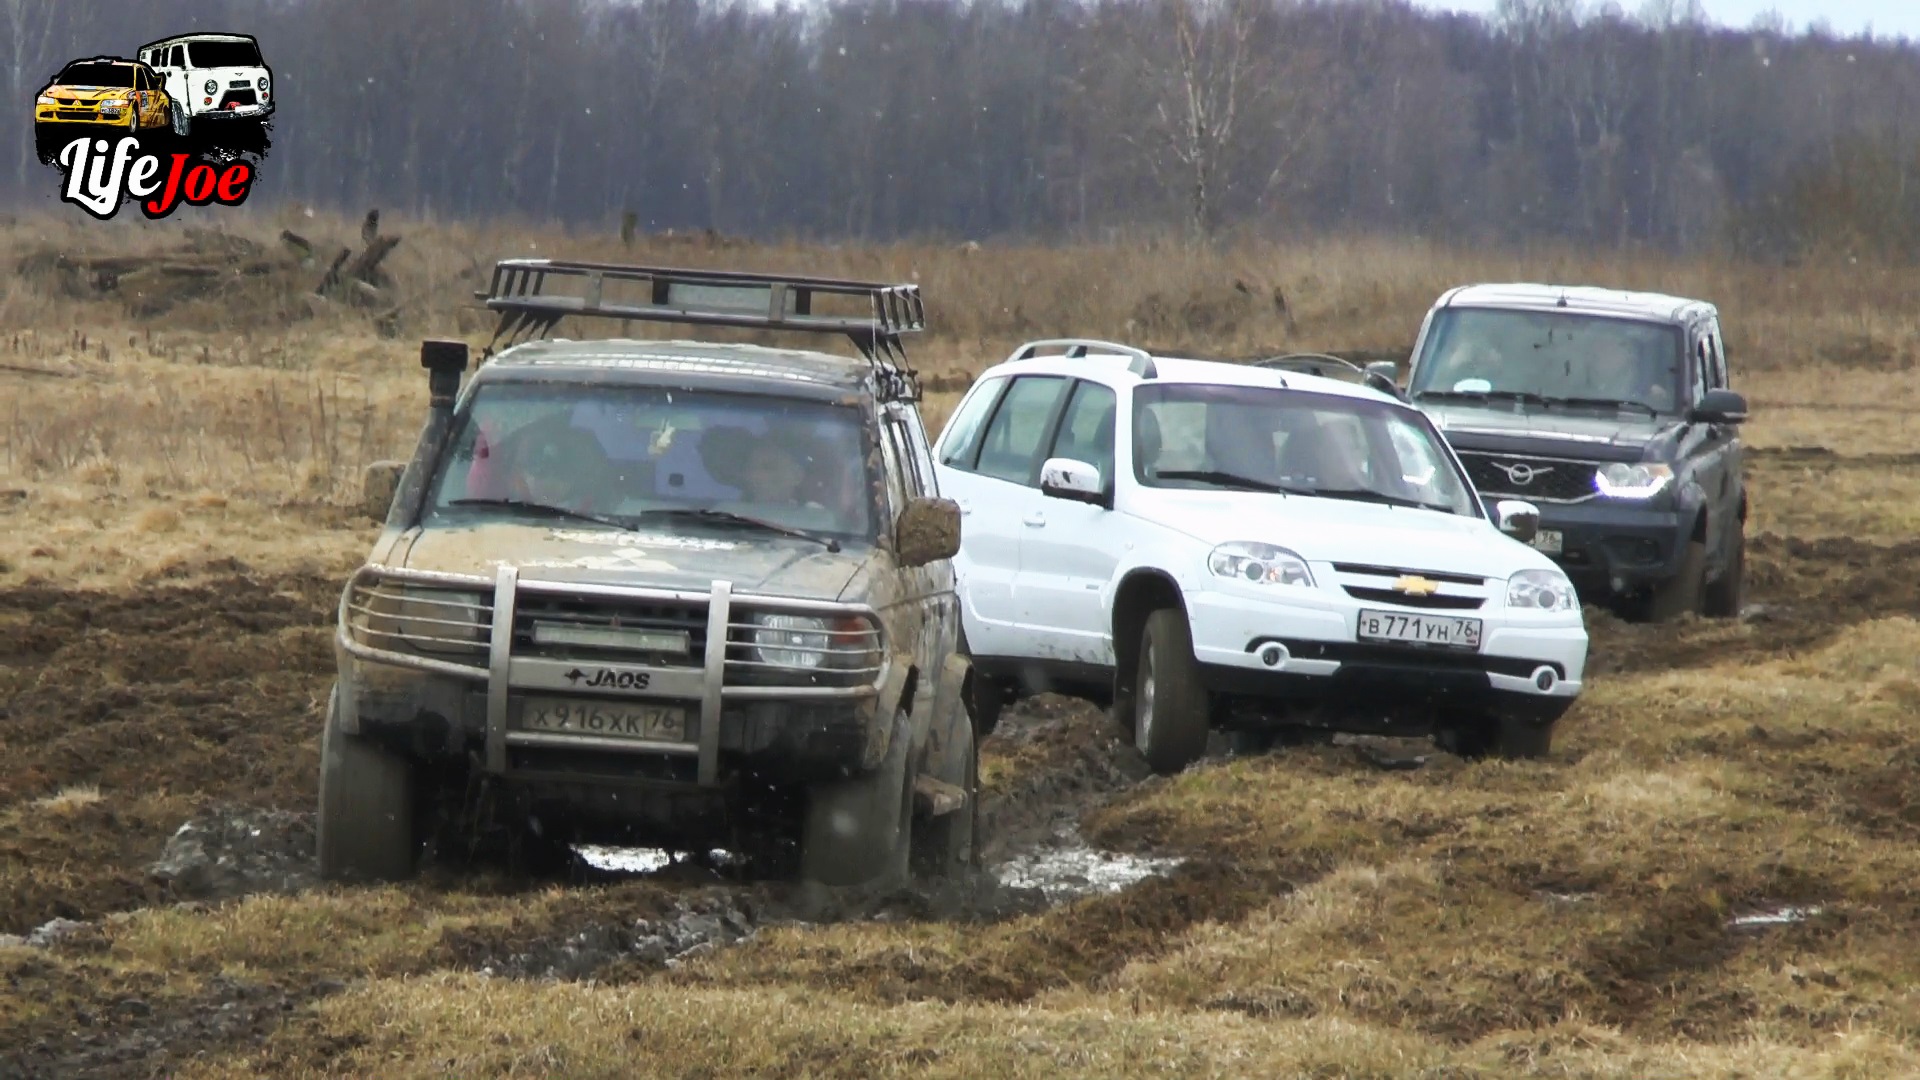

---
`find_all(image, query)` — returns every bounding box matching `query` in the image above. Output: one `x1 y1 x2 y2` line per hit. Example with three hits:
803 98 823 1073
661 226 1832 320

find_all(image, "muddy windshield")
188 40 264 67
1409 307 1686 415
1133 383 1478 516
54 62 136 88
422 383 878 542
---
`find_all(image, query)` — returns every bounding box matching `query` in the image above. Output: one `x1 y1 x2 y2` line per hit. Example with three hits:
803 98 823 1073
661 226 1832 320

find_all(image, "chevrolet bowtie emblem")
1392 575 1440 597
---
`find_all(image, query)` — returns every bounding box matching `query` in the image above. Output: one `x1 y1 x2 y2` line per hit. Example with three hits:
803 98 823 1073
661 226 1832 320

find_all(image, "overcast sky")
1415 0 1920 39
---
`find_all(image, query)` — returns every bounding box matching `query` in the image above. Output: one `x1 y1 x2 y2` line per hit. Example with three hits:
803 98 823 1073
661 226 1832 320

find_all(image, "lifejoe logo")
33 33 275 221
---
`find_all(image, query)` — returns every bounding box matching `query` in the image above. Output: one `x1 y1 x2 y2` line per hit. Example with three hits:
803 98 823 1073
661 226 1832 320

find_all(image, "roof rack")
1012 338 1157 379
1251 352 1408 402
478 259 927 401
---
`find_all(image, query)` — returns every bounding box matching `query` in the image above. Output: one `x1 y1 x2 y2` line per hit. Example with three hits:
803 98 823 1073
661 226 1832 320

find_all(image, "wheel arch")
1110 568 1187 705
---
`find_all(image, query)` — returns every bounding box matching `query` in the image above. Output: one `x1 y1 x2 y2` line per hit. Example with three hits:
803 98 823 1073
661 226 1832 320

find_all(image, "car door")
882 402 958 662
930 373 1072 658
164 44 190 111
1010 377 1121 665
1699 320 1741 561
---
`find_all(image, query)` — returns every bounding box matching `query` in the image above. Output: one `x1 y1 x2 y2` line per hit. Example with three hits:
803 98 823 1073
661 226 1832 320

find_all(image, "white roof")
996 349 1399 405
1438 283 1713 323
143 33 255 45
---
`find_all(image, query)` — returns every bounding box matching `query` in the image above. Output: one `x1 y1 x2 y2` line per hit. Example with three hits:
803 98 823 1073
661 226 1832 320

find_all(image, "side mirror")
1364 360 1399 385
1493 498 1540 544
895 496 962 568
361 460 407 523
1690 388 1748 425
1038 457 1108 506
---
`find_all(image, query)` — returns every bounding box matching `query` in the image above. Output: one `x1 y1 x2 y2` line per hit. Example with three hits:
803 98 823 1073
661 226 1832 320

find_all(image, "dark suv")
1402 284 1750 622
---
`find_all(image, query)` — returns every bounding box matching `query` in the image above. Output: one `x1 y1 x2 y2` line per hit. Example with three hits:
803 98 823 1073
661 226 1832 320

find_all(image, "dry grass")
8 214 1920 1075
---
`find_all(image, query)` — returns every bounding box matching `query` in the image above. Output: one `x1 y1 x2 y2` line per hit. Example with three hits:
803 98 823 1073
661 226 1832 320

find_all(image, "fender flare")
863 653 913 771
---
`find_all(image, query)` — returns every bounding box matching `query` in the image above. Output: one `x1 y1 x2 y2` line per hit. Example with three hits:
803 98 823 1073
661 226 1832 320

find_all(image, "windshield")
188 40 264 67
1408 307 1686 414
1132 383 1478 516
422 382 877 542
54 62 136 88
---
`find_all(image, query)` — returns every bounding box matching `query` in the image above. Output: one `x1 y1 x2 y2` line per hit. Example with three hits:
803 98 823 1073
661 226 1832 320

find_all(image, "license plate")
1357 610 1483 649
520 697 688 742
1530 529 1564 555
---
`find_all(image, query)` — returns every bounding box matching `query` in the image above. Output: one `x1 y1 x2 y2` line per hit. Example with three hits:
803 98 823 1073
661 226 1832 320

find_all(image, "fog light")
1259 644 1289 667
1532 666 1557 692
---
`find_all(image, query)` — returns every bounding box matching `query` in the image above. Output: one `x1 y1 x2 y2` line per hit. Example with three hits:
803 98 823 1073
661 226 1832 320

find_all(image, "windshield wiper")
1411 388 1489 402
1539 396 1658 416
1306 488 1457 514
636 507 842 553
446 497 637 531
1152 469 1307 495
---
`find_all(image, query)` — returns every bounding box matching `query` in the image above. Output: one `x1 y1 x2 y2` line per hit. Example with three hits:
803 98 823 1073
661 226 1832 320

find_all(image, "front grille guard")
336 563 891 785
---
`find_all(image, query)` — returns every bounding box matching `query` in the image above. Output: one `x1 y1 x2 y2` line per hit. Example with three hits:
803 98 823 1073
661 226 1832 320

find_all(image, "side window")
1708 325 1728 389
898 407 940 496
936 377 1006 471
872 419 907 518
973 375 1071 486
1047 380 1119 490
171 45 186 68
883 407 929 499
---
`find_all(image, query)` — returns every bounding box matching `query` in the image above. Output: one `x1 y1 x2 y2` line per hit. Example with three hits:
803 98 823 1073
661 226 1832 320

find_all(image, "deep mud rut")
0 523 1909 1075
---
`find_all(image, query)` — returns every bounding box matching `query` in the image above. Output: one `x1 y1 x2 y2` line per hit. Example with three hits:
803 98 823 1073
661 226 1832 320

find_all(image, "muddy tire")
912 699 977 880
1702 523 1745 619
1439 713 1555 761
317 682 419 883
1134 609 1211 776
171 102 191 137
801 710 912 888
1642 538 1707 622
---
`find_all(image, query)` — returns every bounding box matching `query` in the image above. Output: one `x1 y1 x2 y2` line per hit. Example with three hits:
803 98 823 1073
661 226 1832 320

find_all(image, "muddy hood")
396 522 870 601
1423 402 1669 456
1140 490 1554 579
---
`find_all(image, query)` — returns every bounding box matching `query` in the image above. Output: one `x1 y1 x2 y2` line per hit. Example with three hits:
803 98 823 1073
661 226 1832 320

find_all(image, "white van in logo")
136 33 273 135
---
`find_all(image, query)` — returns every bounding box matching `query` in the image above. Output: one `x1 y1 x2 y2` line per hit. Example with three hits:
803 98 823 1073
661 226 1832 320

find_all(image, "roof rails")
1012 338 1157 379
479 259 927 401
1251 351 1409 402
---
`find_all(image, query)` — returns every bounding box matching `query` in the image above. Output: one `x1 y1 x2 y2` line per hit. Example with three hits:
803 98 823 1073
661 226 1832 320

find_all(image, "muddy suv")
322 260 973 889
1403 284 1749 622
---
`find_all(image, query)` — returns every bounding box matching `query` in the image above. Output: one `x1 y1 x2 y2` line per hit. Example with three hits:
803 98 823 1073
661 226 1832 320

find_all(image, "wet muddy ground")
2 497 1918 1074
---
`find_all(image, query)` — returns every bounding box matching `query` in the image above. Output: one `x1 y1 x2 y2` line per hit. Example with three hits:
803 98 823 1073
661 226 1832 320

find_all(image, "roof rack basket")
478 258 927 401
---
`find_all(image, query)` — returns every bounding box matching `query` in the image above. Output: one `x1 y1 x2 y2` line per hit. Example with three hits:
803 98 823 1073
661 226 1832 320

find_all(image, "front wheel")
171 102 191 137
317 682 421 883
800 710 913 889
1134 609 1211 775
1702 522 1745 618
912 698 977 880
1641 537 1707 623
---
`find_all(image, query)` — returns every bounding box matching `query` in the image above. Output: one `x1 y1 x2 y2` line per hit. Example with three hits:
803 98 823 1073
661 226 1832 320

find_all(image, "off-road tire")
171 102 191 137
1438 713 1556 761
1702 523 1745 619
1134 609 1211 775
317 682 420 883
911 698 977 880
1642 538 1707 622
801 710 913 888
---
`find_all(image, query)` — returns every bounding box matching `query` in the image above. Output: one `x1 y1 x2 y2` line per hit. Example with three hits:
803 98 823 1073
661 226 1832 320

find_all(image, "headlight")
750 613 831 669
745 612 882 676
393 586 489 654
204 79 218 96
1594 463 1673 499
258 76 270 92
1507 569 1577 612
36 94 54 105
1208 541 1314 587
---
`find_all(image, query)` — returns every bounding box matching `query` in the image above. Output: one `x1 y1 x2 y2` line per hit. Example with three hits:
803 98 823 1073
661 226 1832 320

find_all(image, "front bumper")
194 103 272 120
1184 574 1586 729
335 564 891 790
1533 501 1685 598
35 106 123 126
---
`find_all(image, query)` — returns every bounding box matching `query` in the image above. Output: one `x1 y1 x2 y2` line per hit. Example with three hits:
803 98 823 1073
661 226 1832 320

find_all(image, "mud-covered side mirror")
361 460 407 522
1494 499 1541 544
895 496 962 567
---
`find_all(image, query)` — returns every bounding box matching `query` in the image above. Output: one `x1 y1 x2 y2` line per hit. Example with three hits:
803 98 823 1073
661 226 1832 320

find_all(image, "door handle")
1023 513 1046 528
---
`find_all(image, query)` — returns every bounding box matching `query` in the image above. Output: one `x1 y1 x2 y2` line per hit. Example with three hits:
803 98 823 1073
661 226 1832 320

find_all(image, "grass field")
4 210 1920 1077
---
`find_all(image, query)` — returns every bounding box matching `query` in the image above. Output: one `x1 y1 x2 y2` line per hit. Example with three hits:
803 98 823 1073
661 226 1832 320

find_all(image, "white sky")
1415 0 1920 40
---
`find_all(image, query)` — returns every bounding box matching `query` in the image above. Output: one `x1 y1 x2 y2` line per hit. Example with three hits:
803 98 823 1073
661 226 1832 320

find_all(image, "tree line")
8 0 1920 258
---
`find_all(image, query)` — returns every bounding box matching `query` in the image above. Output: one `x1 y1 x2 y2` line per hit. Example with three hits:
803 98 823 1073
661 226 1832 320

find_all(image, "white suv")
934 340 1589 772
137 33 273 134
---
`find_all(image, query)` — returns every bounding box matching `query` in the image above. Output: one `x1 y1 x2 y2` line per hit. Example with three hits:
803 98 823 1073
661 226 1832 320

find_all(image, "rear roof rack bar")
478 258 926 401
1012 338 1157 379
1252 352 1408 402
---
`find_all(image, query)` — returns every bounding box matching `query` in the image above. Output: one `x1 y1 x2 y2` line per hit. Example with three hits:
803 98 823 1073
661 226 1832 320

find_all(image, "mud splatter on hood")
398 521 873 601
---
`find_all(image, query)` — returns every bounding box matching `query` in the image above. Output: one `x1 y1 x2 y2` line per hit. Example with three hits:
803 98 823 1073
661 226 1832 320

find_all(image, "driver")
507 420 612 511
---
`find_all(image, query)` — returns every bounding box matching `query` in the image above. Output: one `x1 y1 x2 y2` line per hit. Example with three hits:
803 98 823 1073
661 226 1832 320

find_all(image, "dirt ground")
8 222 1920 1076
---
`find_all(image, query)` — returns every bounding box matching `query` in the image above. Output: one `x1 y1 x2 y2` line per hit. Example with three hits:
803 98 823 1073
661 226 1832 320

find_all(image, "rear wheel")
171 102 191 137
1702 522 1745 618
800 710 913 889
1642 537 1707 622
317 682 420 883
1134 609 1211 775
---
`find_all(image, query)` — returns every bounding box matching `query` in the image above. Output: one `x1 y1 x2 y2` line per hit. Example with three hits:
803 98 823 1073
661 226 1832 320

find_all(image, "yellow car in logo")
34 57 173 139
